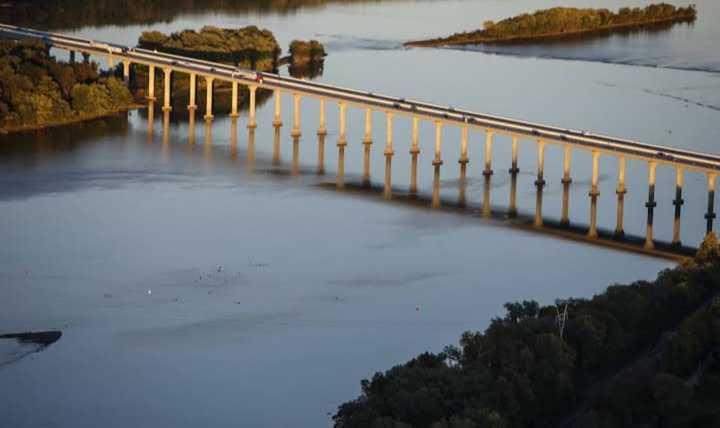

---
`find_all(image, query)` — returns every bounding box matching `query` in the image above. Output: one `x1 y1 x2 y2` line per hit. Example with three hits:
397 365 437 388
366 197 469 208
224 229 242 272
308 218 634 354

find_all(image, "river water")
1 0 719 426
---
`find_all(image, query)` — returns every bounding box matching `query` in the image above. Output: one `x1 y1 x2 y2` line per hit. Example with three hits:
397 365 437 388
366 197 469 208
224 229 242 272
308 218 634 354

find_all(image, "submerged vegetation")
0 40 133 133
406 4 697 47
335 235 720 427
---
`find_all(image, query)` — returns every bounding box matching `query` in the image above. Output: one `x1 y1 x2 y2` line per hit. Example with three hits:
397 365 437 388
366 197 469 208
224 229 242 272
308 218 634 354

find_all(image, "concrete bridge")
2 23 719 251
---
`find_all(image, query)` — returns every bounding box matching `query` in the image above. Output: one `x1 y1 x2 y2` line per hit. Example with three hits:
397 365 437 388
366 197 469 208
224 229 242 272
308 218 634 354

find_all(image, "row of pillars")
132 58 717 248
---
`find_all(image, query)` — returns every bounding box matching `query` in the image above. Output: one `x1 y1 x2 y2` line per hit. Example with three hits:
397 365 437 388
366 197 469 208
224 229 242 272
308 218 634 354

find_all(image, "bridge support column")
644 162 658 249
363 107 373 144
615 157 627 238
432 120 443 209
562 144 572 184
459 124 469 168
363 108 373 187
706 173 717 236
274 90 283 128
107 55 114 70
230 81 239 118
291 93 302 138
247 85 257 129
317 98 327 136
410 116 420 194
147 64 156 101
588 151 600 239
336 102 347 189
483 130 493 177
384 112 394 199
509 136 519 174
535 140 546 187
122 60 130 85
203 77 214 121
82 52 90 63
69 51 76 63
188 73 197 111
162 68 172 112
672 168 684 246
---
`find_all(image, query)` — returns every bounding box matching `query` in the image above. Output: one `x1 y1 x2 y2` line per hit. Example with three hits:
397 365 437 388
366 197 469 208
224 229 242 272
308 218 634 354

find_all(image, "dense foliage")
407 4 696 46
0 40 132 132
289 39 326 64
334 236 720 428
138 25 280 68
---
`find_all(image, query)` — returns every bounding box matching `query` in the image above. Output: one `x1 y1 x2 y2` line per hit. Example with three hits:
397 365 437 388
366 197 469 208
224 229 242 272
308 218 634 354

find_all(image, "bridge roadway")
2 23 720 174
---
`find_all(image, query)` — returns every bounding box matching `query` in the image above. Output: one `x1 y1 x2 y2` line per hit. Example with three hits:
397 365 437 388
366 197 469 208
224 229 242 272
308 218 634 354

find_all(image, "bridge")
2 23 719 251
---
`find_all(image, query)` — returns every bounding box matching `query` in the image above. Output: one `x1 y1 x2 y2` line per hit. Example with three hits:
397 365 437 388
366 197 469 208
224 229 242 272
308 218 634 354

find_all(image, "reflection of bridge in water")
2 23 720 256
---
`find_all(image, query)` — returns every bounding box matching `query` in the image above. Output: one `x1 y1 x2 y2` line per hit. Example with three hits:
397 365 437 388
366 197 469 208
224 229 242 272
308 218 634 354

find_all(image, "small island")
405 3 697 47
0 39 134 134
288 39 326 78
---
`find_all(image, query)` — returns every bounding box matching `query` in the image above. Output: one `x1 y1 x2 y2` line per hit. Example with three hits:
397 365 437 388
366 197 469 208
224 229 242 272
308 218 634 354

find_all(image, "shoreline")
405 14 696 48
0 104 143 136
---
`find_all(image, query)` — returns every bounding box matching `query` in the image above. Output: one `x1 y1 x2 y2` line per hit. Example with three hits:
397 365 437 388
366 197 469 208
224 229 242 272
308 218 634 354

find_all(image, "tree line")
334 235 720 428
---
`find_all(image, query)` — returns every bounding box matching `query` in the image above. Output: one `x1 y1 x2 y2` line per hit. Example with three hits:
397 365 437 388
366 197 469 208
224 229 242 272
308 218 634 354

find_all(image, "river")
1 0 718 426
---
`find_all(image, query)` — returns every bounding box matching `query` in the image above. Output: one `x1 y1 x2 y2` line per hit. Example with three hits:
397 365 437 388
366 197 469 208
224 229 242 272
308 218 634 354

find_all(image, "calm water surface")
1 0 719 426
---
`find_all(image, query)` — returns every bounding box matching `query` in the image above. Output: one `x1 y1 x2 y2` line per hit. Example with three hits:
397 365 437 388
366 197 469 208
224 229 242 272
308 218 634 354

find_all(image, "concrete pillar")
615 157 627 238
122 60 130 85
337 102 347 189
274 90 283 128
362 138 371 187
562 144 572 184
433 121 443 166
188 73 197 111
410 116 420 193
291 93 301 138
230 81 239 118
483 130 493 177
247 85 257 129
69 50 76 63
203 77 214 121
162 68 172 112
509 172 518 218
82 52 90 63
384 112 394 199
147 64 156 101
272 126 281 166
107 55 114 69
363 108 373 144
317 98 326 136
317 133 326 175
588 150 600 239
535 140 546 187
459 125 469 185
706 173 717 236
644 162 658 249
509 137 519 174
672 168 684 246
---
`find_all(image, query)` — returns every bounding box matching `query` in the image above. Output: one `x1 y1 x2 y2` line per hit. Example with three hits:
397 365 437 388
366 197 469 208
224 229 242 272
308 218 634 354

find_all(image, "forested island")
0 40 133 134
335 235 720 427
406 4 697 47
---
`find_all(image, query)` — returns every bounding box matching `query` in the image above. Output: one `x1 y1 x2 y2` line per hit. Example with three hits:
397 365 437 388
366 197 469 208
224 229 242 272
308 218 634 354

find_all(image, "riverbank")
0 105 142 136
405 4 696 47
334 236 720 427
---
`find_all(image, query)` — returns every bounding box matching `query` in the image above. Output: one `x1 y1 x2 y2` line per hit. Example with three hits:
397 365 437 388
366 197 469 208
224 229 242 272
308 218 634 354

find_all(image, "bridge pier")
203 77 214 121
230 81 239 118
107 55 114 70
69 50 76 63
336 102 347 189
188 73 197 111
122 60 130 85
384 112 394 199
706 173 717 236
162 68 172 112
459 124 469 178
644 162 658 249
82 52 90 63
588 151 600 239
672 168 684 246
274 90 283 128
292 93 301 138
615 157 627 238
147 65 156 101
483 130 493 177
363 108 373 187
562 144 572 184
317 98 326 136
247 86 257 129
432 120 443 209
560 145 572 226
509 137 519 174
535 140 546 187
410 116 420 194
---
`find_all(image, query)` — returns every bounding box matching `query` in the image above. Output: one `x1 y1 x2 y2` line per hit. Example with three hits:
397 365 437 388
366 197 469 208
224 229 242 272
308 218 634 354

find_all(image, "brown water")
1 0 719 426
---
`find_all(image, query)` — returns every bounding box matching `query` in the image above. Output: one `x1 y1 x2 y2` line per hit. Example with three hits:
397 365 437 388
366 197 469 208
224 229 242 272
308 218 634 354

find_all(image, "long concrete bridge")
2 23 719 250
